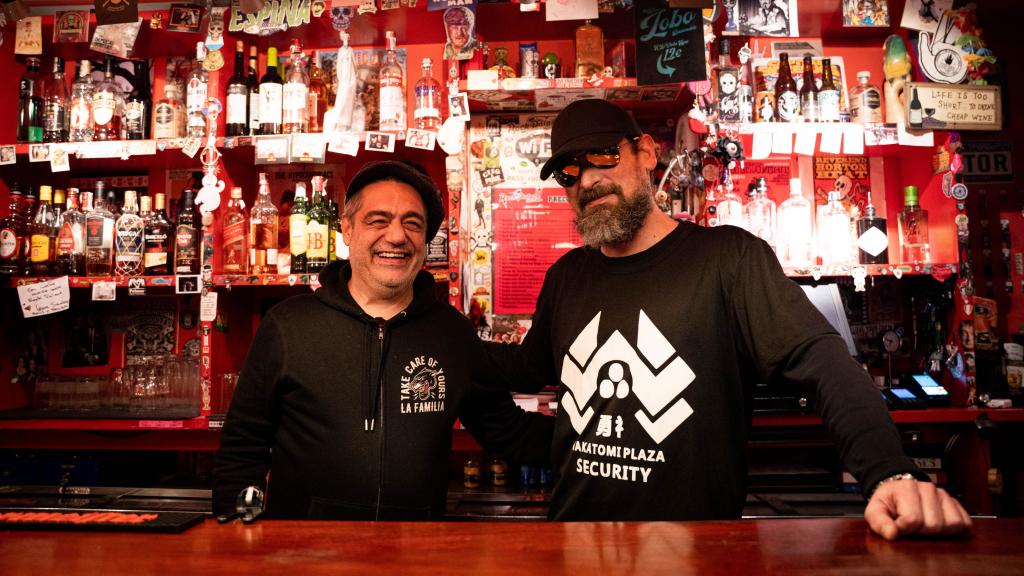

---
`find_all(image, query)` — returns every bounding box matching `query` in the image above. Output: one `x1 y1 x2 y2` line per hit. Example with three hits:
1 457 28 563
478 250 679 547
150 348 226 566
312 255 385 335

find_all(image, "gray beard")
574 181 653 247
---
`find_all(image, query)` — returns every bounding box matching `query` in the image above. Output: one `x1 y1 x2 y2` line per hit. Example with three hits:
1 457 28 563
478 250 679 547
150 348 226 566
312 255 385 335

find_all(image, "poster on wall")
729 159 792 201
842 0 889 27
900 0 951 32
812 155 871 217
635 0 706 86
724 0 799 38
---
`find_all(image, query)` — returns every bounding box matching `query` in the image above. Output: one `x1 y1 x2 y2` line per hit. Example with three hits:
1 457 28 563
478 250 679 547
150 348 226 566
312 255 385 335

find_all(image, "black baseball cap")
346 160 444 240
540 99 643 181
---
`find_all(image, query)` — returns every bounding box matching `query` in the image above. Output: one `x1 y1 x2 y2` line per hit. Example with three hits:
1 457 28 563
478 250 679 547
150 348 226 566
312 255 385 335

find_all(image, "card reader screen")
892 388 917 400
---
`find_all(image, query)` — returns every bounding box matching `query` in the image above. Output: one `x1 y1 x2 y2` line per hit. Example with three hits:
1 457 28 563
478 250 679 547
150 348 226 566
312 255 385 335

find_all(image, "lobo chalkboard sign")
904 82 1001 131
635 0 705 86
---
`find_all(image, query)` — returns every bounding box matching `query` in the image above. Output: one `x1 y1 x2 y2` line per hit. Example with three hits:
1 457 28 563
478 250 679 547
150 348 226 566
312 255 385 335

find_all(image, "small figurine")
882 34 911 124
541 52 560 79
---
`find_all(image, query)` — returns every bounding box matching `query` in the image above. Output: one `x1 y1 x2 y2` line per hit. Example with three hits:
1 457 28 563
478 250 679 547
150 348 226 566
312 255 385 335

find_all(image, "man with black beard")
481 99 971 540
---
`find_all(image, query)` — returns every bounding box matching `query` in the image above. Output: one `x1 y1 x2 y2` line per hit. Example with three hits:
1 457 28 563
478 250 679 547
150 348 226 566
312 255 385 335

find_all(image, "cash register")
882 373 950 410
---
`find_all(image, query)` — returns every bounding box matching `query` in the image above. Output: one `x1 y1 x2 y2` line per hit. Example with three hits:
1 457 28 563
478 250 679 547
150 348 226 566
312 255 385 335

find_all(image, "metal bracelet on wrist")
870 472 916 498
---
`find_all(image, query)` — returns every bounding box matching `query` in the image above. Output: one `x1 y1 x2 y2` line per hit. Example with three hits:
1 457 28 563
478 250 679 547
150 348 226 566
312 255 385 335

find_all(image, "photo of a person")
0 146 15 164
442 6 478 61
739 0 793 37
448 93 469 118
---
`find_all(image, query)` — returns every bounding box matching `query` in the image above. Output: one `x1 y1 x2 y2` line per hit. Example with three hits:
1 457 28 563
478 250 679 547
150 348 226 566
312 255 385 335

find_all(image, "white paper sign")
897 123 935 147
405 128 436 151
328 133 361 156
819 126 843 154
200 290 218 322
793 125 817 156
750 129 772 160
17 276 71 318
92 281 117 301
546 0 598 22
843 124 865 155
771 125 793 155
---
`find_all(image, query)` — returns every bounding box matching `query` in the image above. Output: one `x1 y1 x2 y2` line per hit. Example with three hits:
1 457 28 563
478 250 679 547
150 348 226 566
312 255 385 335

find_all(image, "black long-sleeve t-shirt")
485 221 922 520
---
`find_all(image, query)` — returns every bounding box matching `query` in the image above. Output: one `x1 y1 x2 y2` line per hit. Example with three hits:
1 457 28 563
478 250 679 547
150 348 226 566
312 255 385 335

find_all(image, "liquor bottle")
68 60 94 142
306 177 329 272
713 39 740 123
139 194 152 221
250 173 279 274
799 55 819 123
818 190 852 266
818 58 841 123
776 180 813 267
104 185 121 220
50 189 66 268
277 188 294 258
144 192 173 275
0 186 26 274
908 87 923 129
775 53 799 123
288 182 308 273
153 81 186 139
713 172 744 228
260 47 284 135
17 188 37 275
56 188 86 275
414 58 442 131
575 20 604 78
28 186 55 275
225 41 250 137
114 190 145 277
283 39 309 134
898 185 930 263
743 178 776 250
247 46 261 136
187 42 209 139
173 188 200 274
379 31 406 132
43 57 70 143
17 57 44 143
85 183 116 276
92 56 123 141
307 53 328 133
328 197 340 262
124 60 152 140
222 187 249 274
856 191 888 265
849 71 883 124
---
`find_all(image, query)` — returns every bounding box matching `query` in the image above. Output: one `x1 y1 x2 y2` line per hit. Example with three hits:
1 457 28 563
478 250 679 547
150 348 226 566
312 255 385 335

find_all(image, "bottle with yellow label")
29 185 56 276
305 177 330 272
289 183 308 273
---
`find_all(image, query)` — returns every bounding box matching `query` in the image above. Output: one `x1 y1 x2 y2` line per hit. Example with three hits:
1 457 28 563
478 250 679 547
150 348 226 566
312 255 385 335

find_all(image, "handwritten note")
200 291 218 322
905 83 1001 131
17 276 71 318
635 2 705 86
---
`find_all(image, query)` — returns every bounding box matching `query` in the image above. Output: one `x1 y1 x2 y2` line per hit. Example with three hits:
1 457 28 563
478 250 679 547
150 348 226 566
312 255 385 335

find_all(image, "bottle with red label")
174 188 200 274
85 183 116 276
222 187 249 274
144 192 172 275
56 188 86 275
0 185 26 274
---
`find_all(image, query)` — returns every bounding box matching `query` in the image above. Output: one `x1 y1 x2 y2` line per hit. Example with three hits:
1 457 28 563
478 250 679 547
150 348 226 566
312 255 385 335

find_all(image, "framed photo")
168 4 202 33
364 131 396 153
449 93 470 121
843 0 889 27
29 143 51 163
405 128 436 151
0 145 16 165
175 274 202 294
254 135 291 164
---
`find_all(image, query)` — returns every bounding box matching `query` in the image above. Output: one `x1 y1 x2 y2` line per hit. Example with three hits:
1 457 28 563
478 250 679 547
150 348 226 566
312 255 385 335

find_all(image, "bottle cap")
231 187 243 199
864 191 877 218
903 185 919 205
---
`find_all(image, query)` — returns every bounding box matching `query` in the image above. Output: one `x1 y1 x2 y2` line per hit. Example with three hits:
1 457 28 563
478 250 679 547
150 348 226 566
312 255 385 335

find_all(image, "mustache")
577 183 624 208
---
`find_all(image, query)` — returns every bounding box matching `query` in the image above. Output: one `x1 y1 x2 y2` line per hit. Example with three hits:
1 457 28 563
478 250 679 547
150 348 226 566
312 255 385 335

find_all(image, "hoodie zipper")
374 322 385 520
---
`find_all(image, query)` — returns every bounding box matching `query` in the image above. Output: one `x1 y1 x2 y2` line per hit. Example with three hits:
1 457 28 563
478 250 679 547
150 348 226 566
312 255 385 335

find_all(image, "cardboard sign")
905 82 1001 131
635 2 705 86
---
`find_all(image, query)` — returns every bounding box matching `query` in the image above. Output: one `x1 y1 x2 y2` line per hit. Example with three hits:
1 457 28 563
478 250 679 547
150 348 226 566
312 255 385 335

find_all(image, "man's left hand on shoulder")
864 476 973 540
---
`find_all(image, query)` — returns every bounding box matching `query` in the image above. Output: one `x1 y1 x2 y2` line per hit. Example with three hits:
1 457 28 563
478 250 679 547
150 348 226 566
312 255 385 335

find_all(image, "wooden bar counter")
2 517 1021 574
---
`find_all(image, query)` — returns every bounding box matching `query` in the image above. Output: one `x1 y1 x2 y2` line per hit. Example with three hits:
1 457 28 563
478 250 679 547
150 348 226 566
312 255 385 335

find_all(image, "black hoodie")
213 260 553 519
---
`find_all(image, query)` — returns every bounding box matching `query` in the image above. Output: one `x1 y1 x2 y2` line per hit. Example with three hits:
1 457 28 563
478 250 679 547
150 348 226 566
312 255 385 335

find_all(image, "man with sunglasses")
482 99 970 540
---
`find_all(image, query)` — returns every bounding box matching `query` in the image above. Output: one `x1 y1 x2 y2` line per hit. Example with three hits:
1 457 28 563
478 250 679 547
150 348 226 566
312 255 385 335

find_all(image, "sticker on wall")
54 11 91 43
14 16 43 55
228 0 312 35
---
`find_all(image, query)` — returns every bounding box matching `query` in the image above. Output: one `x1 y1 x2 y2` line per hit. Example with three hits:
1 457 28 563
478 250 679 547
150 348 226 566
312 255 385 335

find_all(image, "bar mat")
0 408 200 420
0 509 205 532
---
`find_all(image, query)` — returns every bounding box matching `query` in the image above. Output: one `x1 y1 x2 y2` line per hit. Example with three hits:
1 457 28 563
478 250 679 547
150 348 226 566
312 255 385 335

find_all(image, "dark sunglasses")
550 138 639 187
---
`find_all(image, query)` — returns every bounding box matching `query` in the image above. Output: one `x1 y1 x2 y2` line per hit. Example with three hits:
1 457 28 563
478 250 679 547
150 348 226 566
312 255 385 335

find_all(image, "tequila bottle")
250 173 279 274
56 188 86 275
114 190 145 277
776 181 813 267
85 182 116 276
289 182 308 273
414 58 442 131
899 185 930 263
575 20 604 78
174 188 201 274
743 178 776 250
379 31 406 132
223 187 249 274
818 190 852 266
282 39 309 134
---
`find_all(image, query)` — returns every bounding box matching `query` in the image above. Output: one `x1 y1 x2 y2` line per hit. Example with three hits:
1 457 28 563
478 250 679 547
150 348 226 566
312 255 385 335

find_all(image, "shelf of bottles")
461 76 683 112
